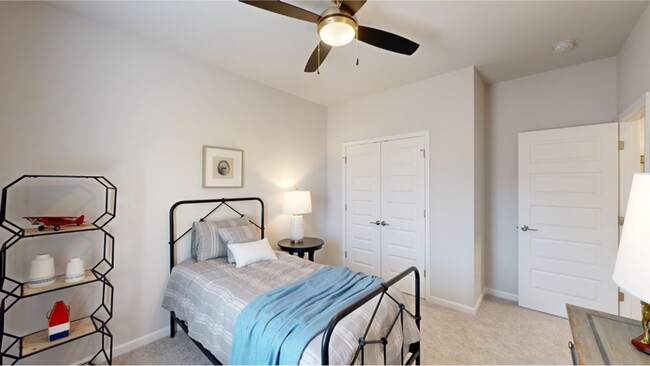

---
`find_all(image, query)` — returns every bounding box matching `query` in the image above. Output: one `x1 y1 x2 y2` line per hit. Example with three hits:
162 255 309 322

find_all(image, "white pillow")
228 237 277 268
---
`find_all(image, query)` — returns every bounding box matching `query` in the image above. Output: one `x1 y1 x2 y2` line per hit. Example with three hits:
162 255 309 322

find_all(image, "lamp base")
289 215 304 243
632 335 650 355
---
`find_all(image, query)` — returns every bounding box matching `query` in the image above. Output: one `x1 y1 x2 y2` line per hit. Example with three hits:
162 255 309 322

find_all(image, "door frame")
341 130 430 299
617 92 649 319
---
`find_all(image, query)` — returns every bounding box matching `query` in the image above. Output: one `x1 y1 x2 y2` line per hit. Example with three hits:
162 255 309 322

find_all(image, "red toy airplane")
23 215 85 231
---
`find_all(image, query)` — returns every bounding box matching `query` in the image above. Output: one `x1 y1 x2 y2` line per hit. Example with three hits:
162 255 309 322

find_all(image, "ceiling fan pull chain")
317 42 321 75
355 27 359 66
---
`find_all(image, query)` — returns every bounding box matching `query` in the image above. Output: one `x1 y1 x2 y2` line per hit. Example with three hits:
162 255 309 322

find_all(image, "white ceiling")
51 1 649 106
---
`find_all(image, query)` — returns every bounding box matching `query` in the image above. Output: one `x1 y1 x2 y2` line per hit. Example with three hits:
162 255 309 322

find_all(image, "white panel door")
345 142 382 276
518 123 619 318
380 137 425 296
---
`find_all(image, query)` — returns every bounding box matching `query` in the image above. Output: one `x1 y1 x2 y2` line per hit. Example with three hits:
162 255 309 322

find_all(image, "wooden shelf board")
22 270 98 297
22 223 98 236
21 317 97 357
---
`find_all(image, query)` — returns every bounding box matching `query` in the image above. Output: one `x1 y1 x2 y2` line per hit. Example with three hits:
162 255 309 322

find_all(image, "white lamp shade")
613 173 650 302
283 190 312 215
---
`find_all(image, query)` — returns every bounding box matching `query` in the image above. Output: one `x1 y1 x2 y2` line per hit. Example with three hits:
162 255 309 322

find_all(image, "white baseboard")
113 327 169 357
72 327 168 364
485 287 518 302
428 294 482 315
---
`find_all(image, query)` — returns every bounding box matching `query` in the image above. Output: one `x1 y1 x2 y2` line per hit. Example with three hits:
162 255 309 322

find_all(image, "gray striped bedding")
162 251 420 365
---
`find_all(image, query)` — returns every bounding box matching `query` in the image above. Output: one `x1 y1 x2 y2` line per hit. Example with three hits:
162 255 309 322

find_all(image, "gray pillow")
217 225 258 264
191 216 250 261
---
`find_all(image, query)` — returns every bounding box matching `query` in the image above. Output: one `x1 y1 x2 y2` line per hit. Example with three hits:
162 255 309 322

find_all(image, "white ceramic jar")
28 254 55 288
65 257 85 283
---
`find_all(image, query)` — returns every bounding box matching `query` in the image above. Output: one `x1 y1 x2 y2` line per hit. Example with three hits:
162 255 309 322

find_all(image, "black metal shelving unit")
0 175 116 364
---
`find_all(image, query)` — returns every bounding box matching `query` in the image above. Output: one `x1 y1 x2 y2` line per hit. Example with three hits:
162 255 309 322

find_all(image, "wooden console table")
567 304 650 365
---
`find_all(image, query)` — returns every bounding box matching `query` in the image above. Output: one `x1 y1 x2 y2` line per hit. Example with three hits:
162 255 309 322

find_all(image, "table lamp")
283 190 312 243
613 173 650 355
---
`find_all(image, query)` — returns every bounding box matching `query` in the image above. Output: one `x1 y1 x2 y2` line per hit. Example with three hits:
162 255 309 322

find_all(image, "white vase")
65 257 85 283
28 254 55 288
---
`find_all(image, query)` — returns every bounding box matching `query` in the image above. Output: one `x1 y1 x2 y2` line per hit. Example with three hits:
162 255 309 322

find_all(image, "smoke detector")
553 39 576 54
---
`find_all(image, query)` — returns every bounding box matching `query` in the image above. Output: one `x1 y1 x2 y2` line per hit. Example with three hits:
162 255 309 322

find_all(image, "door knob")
520 225 537 232
369 220 381 225
380 221 390 226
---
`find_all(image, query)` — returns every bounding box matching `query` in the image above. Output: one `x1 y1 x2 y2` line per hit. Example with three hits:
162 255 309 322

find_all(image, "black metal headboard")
168 197 265 273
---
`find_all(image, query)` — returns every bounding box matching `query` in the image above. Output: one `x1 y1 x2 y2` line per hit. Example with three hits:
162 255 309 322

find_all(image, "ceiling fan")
239 0 419 73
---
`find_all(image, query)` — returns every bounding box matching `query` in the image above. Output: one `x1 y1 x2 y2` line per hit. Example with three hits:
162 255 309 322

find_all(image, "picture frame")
202 146 243 188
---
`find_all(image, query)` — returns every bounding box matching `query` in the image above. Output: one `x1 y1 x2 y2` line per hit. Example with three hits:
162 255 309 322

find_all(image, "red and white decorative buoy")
47 301 70 341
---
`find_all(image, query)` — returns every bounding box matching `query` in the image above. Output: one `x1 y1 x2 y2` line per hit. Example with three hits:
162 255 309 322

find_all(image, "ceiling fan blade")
340 1 367 15
239 0 320 23
357 25 419 55
304 42 333 73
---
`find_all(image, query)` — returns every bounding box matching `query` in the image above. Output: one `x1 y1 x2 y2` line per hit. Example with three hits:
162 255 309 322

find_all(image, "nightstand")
277 237 324 262
567 304 650 365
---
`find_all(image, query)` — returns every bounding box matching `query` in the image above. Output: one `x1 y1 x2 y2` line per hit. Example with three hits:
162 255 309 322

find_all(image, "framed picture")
203 146 243 188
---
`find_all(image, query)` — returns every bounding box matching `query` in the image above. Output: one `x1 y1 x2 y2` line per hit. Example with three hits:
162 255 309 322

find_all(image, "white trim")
341 131 431 299
72 327 168 364
618 93 647 123
428 295 479 315
485 287 518 302
113 327 168 357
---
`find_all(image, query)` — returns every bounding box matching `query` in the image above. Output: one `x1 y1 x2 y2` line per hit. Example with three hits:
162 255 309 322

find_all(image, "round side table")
277 237 324 262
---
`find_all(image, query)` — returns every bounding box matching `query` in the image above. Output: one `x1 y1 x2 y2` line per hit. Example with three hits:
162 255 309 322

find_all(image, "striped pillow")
191 216 250 262
217 225 258 264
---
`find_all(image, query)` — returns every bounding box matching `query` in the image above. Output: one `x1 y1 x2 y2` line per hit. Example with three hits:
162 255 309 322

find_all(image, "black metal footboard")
321 267 421 365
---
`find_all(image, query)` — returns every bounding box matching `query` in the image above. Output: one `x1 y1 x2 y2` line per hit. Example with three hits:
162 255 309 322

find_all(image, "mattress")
162 251 419 364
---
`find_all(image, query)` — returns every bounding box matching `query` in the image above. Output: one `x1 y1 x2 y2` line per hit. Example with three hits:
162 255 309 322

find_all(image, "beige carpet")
114 295 573 365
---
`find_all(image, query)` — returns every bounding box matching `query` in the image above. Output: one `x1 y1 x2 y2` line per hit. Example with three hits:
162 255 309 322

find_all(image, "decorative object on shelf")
613 173 650 355
47 301 70 342
23 215 84 232
202 146 243 188
28 254 55 289
65 257 85 283
282 190 312 243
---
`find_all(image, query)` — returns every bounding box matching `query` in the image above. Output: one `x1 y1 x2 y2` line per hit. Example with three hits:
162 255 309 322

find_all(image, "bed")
163 197 421 365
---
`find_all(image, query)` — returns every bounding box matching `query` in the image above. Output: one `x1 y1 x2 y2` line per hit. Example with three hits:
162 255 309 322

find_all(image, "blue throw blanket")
230 266 383 365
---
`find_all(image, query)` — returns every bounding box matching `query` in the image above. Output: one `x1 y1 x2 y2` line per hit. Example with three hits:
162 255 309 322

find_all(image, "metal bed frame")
168 197 421 365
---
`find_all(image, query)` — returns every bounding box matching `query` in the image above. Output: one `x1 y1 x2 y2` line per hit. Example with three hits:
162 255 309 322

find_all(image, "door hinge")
423 209 426 218
619 291 625 302
424 269 426 278
641 155 645 165
420 148 426 158
345 203 347 211
619 216 625 226
345 251 347 259
619 141 625 150
343 156 347 164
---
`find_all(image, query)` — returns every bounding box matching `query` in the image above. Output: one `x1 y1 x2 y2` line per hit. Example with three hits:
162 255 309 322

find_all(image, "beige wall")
327 67 485 311
617 4 650 113
0 2 327 363
486 57 618 298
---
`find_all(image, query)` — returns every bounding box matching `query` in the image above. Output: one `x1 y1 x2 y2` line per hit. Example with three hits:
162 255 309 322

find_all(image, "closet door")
345 142 382 276
380 137 426 296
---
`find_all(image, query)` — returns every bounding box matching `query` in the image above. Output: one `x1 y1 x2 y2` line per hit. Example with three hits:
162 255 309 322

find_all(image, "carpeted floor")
114 295 573 365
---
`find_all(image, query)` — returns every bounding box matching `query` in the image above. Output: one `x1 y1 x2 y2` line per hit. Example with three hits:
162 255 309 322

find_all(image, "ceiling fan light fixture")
317 9 357 47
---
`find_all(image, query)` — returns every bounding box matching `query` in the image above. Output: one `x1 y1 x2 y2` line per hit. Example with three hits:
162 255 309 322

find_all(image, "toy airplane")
23 215 85 231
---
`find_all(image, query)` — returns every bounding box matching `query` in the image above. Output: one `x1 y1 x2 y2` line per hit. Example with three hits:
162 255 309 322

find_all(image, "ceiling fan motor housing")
317 7 358 47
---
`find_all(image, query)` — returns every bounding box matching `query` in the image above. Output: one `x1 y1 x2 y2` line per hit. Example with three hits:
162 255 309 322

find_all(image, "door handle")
369 220 381 225
380 221 390 226
520 225 537 232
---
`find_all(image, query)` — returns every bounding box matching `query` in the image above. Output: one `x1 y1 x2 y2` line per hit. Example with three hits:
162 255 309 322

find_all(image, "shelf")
21 223 98 237
21 317 98 357
22 270 98 298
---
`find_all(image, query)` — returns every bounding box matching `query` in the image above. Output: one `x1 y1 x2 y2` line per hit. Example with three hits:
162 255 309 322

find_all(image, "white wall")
327 66 484 311
486 57 618 298
0 2 327 363
617 4 650 113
